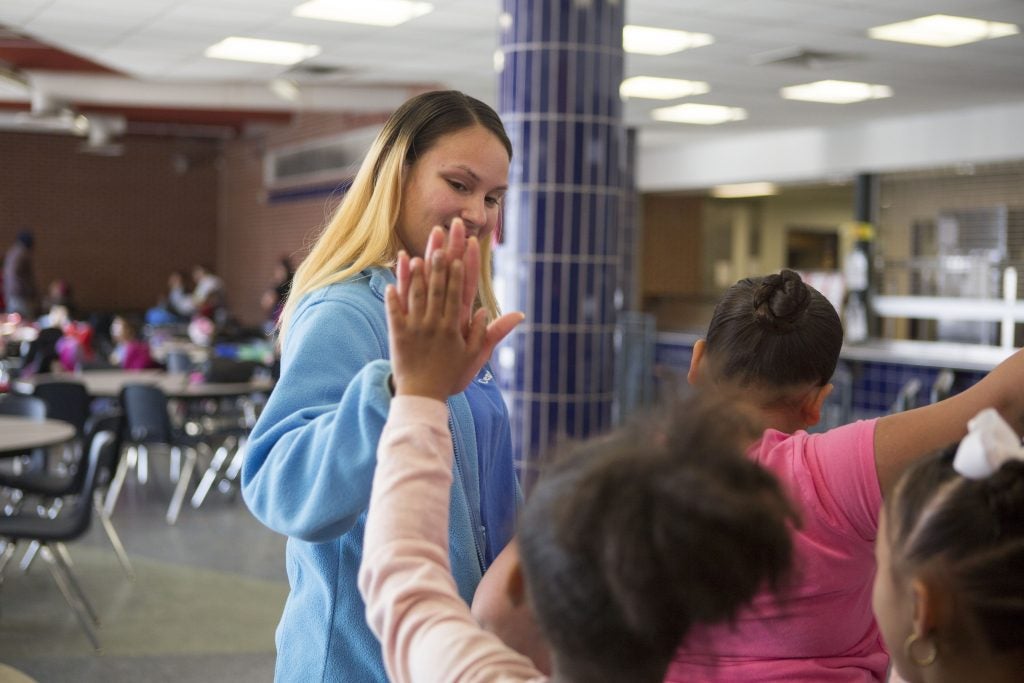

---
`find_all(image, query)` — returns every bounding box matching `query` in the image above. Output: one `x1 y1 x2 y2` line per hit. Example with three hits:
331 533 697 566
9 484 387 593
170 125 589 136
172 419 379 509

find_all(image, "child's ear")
687 339 707 386
800 383 834 427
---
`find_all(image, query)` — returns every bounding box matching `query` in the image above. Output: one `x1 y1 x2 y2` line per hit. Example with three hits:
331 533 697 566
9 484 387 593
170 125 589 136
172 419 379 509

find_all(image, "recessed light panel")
868 14 1019 47
293 0 434 27
205 37 322 65
651 103 747 125
711 182 778 198
623 25 714 55
620 76 710 100
781 79 893 104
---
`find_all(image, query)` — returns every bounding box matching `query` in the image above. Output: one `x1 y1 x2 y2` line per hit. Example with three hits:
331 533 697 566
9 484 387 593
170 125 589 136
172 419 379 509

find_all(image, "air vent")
264 126 381 190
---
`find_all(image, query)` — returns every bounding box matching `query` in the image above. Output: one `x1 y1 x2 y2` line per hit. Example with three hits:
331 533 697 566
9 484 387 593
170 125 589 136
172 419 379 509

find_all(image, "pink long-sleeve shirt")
359 396 545 683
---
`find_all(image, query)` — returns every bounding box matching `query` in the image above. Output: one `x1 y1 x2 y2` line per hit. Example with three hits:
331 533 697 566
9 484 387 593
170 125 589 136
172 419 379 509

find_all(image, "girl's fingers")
408 257 427 320
423 226 445 268
483 312 525 354
425 251 448 322
444 259 464 324
384 285 405 334
395 250 410 310
446 218 467 263
462 237 480 329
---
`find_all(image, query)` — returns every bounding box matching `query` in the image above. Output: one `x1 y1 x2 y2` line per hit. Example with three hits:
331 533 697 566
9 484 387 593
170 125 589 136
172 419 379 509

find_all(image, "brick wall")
0 131 218 316
217 111 390 325
1 111 390 326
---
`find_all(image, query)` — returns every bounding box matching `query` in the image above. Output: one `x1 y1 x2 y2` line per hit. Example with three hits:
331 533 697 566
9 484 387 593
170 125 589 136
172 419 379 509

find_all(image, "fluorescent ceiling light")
620 76 709 100
623 25 713 55
651 103 747 125
293 0 434 27
205 37 321 65
780 79 893 104
868 14 1019 47
711 182 778 198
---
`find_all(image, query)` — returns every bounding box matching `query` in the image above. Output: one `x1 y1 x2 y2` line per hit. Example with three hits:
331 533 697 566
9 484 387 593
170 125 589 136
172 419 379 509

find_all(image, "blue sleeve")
241 289 393 543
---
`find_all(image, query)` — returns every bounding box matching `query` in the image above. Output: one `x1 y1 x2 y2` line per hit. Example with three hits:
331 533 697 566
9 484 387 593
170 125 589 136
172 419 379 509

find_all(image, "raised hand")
387 250 522 402
402 218 479 332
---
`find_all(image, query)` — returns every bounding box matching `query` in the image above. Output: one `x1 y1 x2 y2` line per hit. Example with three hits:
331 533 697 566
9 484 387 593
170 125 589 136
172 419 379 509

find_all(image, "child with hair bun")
358 250 799 683
663 269 1024 682
874 408 1024 683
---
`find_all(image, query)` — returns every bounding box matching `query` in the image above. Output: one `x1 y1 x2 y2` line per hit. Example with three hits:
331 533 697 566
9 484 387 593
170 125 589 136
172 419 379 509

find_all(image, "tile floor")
0 463 288 682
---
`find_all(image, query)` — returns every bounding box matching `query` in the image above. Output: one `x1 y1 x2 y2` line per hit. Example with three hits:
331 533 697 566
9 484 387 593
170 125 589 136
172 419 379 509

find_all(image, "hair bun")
752 269 810 332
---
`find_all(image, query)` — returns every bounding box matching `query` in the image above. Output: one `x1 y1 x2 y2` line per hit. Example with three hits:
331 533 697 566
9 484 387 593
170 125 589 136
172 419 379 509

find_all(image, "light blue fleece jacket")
242 267 514 682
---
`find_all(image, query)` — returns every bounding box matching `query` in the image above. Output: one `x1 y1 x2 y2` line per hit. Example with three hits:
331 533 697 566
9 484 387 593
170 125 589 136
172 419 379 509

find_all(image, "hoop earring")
904 632 938 667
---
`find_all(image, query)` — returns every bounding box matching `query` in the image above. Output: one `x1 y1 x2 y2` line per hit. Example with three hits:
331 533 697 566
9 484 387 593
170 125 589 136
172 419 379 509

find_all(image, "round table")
17 369 274 400
0 416 77 456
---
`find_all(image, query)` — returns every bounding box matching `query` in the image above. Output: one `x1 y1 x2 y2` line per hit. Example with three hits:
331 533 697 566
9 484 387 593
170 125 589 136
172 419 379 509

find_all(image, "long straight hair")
279 90 512 344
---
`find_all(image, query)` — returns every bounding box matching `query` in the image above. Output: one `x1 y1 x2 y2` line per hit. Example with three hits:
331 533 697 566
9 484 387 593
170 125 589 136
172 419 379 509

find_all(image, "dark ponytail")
886 451 1024 654
705 269 842 388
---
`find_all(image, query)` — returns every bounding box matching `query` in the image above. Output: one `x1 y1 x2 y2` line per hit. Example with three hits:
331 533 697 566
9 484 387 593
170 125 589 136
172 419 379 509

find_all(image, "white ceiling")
1 0 1022 148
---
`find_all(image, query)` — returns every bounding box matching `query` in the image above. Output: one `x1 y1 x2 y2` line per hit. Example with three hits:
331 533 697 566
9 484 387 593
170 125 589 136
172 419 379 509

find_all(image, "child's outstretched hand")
387 243 522 402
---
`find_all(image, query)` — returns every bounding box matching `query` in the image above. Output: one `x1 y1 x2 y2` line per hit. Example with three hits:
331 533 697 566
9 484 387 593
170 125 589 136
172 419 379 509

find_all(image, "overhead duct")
23 72 418 113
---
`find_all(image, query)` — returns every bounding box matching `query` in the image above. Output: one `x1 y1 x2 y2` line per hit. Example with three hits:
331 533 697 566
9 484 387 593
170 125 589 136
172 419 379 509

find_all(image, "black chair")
0 428 118 650
19 327 62 376
1 413 134 580
32 381 91 439
891 377 923 413
164 349 193 374
117 384 205 524
0 393 46 420
0 394 48 473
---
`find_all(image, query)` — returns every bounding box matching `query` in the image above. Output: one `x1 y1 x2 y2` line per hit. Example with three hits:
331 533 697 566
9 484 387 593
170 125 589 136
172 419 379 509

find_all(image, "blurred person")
109 315 154 370
4 230 39 318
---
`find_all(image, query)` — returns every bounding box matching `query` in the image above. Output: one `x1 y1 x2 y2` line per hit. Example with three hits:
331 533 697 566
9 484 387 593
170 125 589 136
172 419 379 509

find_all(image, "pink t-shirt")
666 419 888 682
359 397 545 683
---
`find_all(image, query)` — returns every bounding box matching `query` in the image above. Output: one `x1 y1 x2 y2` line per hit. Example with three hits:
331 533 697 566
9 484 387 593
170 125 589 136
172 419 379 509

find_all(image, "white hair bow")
953 408 1024 479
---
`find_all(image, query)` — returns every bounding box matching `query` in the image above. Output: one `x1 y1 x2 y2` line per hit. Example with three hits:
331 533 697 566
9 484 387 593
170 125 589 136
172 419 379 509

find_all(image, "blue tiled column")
494 0 625 485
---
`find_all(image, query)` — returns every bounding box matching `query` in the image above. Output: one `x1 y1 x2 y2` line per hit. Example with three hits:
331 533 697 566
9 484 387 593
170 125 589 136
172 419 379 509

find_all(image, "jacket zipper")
449 409 486 573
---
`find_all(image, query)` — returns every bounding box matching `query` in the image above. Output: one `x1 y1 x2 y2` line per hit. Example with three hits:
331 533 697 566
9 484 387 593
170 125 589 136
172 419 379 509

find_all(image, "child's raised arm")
874 348 1024 495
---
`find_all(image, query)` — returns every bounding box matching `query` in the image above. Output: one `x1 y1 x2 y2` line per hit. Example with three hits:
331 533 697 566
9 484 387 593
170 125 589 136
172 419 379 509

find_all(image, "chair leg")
169 446 181 484
166 448 198 525
93 492 135 581
39 544 101 651
18 539 40 573
190 439 233 509
0 540 17 579
137 445 149 485
51 542 99 625
104 452 131 517
224 436 247 482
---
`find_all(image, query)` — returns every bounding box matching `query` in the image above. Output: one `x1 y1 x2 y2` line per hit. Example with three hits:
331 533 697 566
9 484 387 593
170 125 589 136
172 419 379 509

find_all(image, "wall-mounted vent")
264 126 381 190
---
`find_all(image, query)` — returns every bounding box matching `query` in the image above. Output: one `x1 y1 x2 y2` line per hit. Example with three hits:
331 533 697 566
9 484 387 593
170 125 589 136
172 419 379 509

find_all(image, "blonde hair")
279 90 512 345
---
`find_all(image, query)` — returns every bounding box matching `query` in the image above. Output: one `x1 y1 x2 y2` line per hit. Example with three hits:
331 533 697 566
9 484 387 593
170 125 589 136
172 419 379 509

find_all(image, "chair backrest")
32 381 91 436
891 377 923 413
85 411 125 485
164 349 193 374
57 429 115 540
120 383 174 444
20 327 63 376
0 393 47 419
201 357 257 383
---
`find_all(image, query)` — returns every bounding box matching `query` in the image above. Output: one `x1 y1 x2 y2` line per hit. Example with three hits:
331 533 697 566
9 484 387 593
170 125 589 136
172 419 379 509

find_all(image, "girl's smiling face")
395 124 509 260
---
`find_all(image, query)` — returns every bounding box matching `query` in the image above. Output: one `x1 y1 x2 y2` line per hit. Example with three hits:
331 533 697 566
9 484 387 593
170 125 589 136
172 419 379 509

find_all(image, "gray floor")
0 463 289 683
